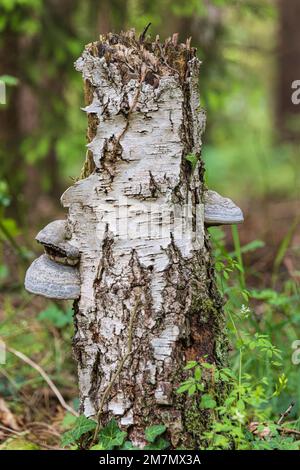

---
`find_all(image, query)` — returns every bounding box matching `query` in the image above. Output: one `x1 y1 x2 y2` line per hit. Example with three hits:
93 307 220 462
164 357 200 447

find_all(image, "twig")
27 421 61 437
90 297 140 446
278 426 300 437
139 23 152 43
7 347 78 417
0 424 25 436
277 402 295 426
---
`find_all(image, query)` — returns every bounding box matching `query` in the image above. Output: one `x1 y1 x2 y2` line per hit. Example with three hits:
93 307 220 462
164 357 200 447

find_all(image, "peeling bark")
62 31 227 448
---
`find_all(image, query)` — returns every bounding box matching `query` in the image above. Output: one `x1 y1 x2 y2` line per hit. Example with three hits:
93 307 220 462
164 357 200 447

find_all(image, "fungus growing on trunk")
25 254 80 300
204 190 244 226
36 219 80 266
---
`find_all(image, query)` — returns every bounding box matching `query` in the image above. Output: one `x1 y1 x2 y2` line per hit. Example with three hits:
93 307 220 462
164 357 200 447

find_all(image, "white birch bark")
60 32 225 447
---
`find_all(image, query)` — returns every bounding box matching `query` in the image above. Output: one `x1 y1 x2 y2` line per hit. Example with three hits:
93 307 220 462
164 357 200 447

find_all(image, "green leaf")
271 361 282 367
194 366 202 381
240 239 265 254
90 443 106 450
98 419 127 449
185 153 198 171
61 415 96 447
120 441 138 450
0 264 8 280
61 412 78 430
144 437 169 450
236 399 245 411
200 394 217 409
38 305 73 329
188 384 196 395
0 180 10 207
273 221 297 273
184 361 198 370
201 362 214 369
213 434 229 449
0 217 20 239
145 424 166 443
177 381 194 394
0 75 19 86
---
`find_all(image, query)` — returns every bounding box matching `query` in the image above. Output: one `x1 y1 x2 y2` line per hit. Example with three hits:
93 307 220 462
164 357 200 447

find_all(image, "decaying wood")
62 30 227 447
24 29 239 447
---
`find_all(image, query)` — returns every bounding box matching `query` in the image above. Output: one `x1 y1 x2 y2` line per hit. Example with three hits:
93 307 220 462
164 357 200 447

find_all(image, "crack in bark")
91 295 141 447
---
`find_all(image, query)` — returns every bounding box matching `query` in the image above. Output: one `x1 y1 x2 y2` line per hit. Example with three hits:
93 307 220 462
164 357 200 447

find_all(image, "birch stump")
28 31 230 448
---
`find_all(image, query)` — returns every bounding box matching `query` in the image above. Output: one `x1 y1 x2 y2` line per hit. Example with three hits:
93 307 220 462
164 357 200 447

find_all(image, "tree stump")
25 30 241 448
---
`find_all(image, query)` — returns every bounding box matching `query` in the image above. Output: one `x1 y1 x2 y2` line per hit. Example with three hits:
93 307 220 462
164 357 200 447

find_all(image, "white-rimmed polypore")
204 190 244 226
24 220 80 300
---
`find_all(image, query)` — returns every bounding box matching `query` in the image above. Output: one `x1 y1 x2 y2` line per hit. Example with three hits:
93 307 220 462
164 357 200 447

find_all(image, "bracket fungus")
204 190 244 226
35 219 80 266
25 254 80 300
25 220 80 300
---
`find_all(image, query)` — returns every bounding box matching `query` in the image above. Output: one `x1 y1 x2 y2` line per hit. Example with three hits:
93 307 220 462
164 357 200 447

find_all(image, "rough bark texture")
62 31 227 448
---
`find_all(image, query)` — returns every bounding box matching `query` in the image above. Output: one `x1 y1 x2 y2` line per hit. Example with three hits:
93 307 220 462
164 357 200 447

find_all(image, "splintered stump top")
86 30 196 83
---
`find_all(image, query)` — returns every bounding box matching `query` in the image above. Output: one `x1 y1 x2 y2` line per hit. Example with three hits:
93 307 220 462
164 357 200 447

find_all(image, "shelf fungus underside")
25 254 80 300
204 190 244 226
25 219 80 300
